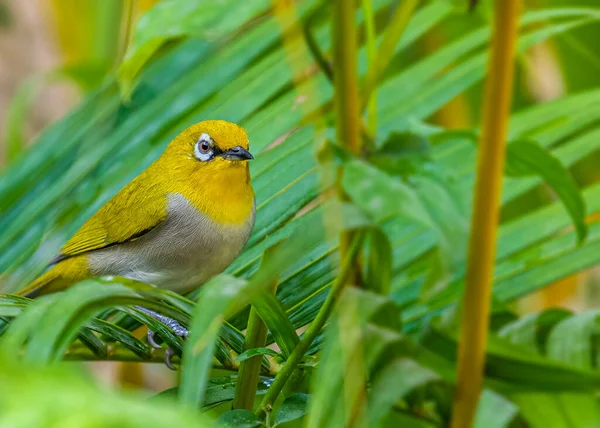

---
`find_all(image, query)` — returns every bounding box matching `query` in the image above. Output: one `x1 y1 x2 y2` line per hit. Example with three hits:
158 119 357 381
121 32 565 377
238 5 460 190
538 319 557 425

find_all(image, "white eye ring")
194 133 214 161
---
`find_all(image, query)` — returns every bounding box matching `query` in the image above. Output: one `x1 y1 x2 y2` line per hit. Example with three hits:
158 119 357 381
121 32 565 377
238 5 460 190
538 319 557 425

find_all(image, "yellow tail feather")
17 256 91 298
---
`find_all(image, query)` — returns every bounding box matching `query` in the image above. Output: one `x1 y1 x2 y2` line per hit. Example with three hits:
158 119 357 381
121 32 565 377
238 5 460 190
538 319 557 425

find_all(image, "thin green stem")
256 233 365 420
361 0 378 136
232 307 273 410
361 0 420 112
302 14 334 83
233 257 279 410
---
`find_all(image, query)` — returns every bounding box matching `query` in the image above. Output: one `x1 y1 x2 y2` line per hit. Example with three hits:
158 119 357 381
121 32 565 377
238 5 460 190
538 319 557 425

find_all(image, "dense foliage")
1 1 599 426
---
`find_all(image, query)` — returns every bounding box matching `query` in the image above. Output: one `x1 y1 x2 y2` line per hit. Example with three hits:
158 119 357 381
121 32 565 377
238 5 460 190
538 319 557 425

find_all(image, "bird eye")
199 140 210 153
194 133 214 161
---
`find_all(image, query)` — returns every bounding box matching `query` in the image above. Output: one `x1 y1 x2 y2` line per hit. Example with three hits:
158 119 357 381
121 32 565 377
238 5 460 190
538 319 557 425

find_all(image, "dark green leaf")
420 323 600 391
276 393 309 424
369 131 432 178
237 347 281 363
217 409 261 428
364 228 393 295
250 292 299 359
368 358 440 427
506 140 588 243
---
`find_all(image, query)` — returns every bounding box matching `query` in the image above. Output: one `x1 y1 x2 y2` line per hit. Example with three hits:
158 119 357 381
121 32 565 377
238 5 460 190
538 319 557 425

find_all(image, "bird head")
165 120 253 168
159 121 255 219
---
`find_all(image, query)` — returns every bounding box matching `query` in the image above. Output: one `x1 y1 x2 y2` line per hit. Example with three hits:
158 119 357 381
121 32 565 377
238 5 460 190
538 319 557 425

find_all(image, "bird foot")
134 306 188 370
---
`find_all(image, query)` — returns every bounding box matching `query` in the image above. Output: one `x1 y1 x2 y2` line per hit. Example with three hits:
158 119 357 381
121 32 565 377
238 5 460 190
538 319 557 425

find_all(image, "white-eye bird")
18 120 256 367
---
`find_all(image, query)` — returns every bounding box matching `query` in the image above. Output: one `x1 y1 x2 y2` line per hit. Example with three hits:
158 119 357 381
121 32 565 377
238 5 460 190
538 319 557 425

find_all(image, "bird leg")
134 306 188 370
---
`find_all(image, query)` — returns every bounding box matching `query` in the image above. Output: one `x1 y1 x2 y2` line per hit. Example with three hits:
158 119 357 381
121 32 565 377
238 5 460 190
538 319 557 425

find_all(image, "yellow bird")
18 120 255 366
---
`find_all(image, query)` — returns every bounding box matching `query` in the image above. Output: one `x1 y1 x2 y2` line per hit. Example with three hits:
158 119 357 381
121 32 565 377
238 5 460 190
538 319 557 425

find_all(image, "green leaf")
306 288 368 428
473 390 520 428
497 309 572 355
546 311 600 369
3 75 44 162
12 279 186 364
236 347 280 363
86 318 151 360
307 288 406 427
216 409 261 428
276 393 309 425
250 292 299 359
414 174 469 300
420 322 600 391
369 131 432 178
118 0 271 99
368 358 441 427
343 159 431 225
0 359 215 427
76 328 107 358
505 140 588 243
508 392 600 428
364 228 393 295
180 275 249 408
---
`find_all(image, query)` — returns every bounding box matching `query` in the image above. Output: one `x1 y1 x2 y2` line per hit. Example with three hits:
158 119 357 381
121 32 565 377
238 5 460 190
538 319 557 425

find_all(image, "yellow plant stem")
450 1 520 427
333 0 362 285
332 0 360 156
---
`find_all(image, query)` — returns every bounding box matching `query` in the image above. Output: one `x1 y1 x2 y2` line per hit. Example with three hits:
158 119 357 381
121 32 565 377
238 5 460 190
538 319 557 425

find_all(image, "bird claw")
147 329 184 370
164 347 176 371
147 330 162 349
135 306 189 370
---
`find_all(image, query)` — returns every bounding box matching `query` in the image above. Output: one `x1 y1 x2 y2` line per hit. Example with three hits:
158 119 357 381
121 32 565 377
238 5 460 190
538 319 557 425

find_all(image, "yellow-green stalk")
256 234 365 420
332 0 362 287
361 0 420 111
361 0 377 136
233 252 279 410
450 1 520 427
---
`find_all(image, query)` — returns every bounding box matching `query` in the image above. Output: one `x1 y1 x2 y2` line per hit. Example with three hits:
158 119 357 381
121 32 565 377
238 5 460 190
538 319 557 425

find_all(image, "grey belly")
88 193 254 292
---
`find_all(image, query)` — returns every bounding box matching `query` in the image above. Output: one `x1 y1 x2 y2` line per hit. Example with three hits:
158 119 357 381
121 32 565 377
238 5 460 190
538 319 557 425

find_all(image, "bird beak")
222 146 254 161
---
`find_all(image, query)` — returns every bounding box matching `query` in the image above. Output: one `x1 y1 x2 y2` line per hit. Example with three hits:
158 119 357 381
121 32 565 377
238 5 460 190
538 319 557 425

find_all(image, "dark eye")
199 140 210 153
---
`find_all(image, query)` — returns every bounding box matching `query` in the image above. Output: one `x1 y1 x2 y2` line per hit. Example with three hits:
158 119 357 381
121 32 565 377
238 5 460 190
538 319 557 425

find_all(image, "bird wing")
54 174 168 263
